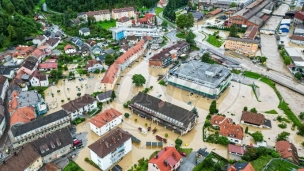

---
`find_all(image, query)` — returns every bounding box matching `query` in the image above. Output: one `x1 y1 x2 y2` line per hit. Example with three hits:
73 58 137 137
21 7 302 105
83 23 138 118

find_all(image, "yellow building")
225 37 259 57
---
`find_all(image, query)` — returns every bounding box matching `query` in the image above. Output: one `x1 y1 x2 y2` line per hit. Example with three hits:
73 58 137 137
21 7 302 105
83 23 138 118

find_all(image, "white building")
87 10 111 22
116 17 132 28
167 60 231 99
30 70 49 87
89 108 122 136
0 75 9 102
112 27 160 40
64 44 77 54
61 94 98 120
111 7 135 20
290 35 304 45
85 60 103 72
88 128 132 171
32 35 47 46
79 27 90 36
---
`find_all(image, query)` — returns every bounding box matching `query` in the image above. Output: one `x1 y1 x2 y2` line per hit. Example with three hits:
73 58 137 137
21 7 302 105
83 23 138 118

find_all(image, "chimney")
105 141 109 148
119 132 123 139
164 147 167 151
112 137 116 143
155 154 158 159
172 152 176 158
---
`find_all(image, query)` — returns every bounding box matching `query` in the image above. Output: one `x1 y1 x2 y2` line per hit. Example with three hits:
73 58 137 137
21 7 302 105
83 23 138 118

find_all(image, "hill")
46 0 158 13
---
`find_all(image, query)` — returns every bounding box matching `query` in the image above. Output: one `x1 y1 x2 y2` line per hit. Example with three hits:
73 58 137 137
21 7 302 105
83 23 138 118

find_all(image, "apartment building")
112 27 160 40
130 92 197 135
87 10 111 21
89 108 122 136
111 7 135 20
88 127 132 171
116 16 132 28
225 37 259 57
100 63 121 91
9 110 70 149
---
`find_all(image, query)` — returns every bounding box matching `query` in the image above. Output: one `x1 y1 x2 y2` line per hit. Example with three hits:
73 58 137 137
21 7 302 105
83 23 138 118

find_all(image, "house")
211 115 243 144
0 75 9 103
17 56 38 75
32 35 47 46
81 43 91 56
228 144 245 156
44 38 60 50
32 46 51 63
290 35 304 45
126 36 139 45
149 41 190 67
0 105 6 138
115 39 148 70
209 8 221 16
85 60 103 72
196 148 209 164
38 62 58 71
240 111 272 128
130 92 197 135
190 11 204 22
31 128 73 163
228 162 255 171
30 70 49 87
225 37 259 57
96 90 113 102
294 11 304 25
293 25 304 36
148 147 182 171
89 108 122 136
112 7 135 20
104 48 116 55
12 46 36 59
101 63 121 91
92 45 103 55
86 10 111 22
71 37 83 48
61 94 98 120
64 44 77 55
116 16 132 28
79 27 90 36
157 0 167 7
88 127 132 171
242 26 259 39
276 141 299 164
97 53 107 63
9 110 69 149
0 144 43 171
10 106 36 128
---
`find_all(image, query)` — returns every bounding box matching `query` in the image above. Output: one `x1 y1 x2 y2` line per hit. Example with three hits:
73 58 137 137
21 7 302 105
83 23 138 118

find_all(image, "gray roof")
248 16 264 26
11 110 69 137
105 48 115 55
191 11 204 19
169 60 231 89
233 162 250 171
265 119 272 128
61 94 97 113
197 148 209 157
96 90 113 101
80 27 90 33
227 37 259 44
31 127 73 157
0 66 13 75
12 91 40 108
130 92 196 129
233 0 271 19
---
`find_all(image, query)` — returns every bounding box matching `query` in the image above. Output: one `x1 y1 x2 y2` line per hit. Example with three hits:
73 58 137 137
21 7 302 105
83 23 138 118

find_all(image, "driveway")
178 152 196 171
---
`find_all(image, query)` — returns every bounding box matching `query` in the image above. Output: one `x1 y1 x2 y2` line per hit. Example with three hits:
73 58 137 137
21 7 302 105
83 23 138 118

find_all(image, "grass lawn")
176 32 196 39
155 7 164 16
179 148 193 156
139 7 149 11
251 155 272 171
231 69 241 74
263 158 300 171
190 45 200 51
96 21 116 30
206 35 223 48
63 161 84 171
265 109 278 114
243 71 262 79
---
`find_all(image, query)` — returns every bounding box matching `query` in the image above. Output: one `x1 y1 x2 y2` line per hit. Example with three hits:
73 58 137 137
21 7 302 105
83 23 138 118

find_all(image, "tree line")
46 0 158 13
163 0 188 22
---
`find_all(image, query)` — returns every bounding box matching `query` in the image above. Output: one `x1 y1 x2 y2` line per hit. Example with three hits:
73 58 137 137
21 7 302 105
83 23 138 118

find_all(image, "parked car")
179 152 187 157
73 139 82 147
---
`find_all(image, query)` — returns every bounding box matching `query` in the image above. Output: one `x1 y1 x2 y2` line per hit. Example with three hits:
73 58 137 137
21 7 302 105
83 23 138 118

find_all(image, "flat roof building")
111 27 160 40
167 60 231 99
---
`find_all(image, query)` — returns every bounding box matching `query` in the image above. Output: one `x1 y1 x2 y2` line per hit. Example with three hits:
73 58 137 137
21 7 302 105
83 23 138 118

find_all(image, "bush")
250 108 257 113
165 133 168 137
243 106 248 111
84 157 99 169
61 100 64 103
300 112 304 120
123 100 131 108
72 118 85 125
67 98 70 101
124 113 130 118
57 90 60 93
245 126 248 133
265 109 278 114
159 80 167 86
278 122 287 129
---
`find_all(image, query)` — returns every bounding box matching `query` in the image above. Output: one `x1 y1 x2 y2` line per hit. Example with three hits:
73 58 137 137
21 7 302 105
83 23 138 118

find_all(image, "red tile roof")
219 123 243 140
31 48 44 58
210 8 221 15
115 39 145 64
38 62 58 69
241 111 265 126
211 115 232 126
295 11 304 21
276 141 299 164
242 26 258 39
90 108 122 128
10 106 36 126
149 147 182 171
117 16 130 22
145 13 156 20
64 44 76 51
86 60 101 68
101 63 120 84
290 35 304 41
228 162 255 171
228 144 245 155
8 90 19 113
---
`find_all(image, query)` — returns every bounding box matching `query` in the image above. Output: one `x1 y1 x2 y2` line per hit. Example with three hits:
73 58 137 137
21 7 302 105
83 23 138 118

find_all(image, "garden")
72 118 86 125
263 159 300 171
63 161 84 171
206 31 224 48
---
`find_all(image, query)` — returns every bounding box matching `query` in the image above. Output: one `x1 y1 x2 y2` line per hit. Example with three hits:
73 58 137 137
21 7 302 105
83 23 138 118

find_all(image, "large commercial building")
167 60 231 99
112 27 160 40
129 92 197 135
225 37 259 57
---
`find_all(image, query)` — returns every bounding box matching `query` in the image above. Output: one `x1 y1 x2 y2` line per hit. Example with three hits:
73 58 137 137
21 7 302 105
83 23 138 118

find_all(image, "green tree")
7 25 17 39
111 91 116 100
186 30 195 45
175 138 183 146
209 100 217 114
295 72 302 80
242 146 258 161
229 24 239 38
230 2 237 7
202 157 214 167
176 13 194 30
0 33 6 48
214 162 222 171
69 71 75 77
161 21 168 28
245 126 249 133
217 136 230 146
244 106 248 111
201 52 210 63
251 131 264 142
124 113 130 118
132 74 146 86
104 54 115 66
250 108 257 113
276 131 290 141
50 70 63 80
299 112 304 120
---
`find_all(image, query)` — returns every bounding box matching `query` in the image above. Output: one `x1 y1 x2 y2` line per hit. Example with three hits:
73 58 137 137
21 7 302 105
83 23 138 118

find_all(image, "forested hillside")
0 0 41 48
163 0 188 22
46 0 158 13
